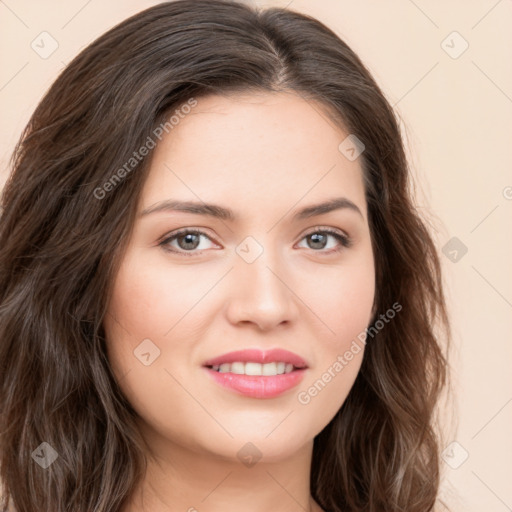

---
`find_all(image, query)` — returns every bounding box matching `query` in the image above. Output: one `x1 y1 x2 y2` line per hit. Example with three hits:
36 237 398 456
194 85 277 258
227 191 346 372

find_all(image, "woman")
0 1 451 511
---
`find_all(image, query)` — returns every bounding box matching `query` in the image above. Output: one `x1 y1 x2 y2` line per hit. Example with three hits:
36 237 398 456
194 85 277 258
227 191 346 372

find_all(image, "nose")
224 247 299 331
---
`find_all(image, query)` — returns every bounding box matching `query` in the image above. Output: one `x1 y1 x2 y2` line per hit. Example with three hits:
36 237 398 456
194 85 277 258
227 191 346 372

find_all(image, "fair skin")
105 91 376 512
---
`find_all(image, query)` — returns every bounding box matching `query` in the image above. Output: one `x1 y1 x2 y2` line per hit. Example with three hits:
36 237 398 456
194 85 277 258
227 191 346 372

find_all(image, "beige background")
1 1 511 510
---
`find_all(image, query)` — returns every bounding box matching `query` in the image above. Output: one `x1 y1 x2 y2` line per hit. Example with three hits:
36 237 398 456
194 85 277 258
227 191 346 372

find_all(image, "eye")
159 229 218 256
296 228 352 254
159 227 352 257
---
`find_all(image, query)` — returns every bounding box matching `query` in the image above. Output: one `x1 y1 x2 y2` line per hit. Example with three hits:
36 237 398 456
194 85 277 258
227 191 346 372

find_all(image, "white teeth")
211 361 298 376
262 362 277 375
245 362 262 375
231 362 245 374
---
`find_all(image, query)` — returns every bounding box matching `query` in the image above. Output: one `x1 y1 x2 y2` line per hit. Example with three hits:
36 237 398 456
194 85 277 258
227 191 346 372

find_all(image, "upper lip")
202 349 308 368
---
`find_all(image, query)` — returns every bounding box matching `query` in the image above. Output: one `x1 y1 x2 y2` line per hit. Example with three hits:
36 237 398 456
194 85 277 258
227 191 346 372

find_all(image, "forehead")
139 91 367 221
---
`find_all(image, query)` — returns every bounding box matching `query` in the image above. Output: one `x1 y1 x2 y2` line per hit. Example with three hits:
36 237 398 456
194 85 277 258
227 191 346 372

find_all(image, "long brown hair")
0 1 451 510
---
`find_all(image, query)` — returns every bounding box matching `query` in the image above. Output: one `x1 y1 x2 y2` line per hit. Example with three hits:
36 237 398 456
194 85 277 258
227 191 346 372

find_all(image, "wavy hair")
0 1 451 510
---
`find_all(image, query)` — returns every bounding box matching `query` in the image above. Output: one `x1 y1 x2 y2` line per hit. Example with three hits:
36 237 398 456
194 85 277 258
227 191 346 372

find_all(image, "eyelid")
300 225 349 240
158 227 217 244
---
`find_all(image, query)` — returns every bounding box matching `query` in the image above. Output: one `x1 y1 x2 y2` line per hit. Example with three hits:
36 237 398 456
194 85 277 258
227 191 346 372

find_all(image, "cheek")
297 253 375 347
103 247 225 407
103 251 215 440
105 249 215 344
293 256 374 427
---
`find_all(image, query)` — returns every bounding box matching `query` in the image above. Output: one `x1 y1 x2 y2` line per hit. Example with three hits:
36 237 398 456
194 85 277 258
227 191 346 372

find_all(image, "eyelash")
159 227 352 257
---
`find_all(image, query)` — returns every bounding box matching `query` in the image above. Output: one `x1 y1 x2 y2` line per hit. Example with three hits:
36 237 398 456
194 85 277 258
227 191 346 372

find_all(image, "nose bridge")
225 235 298 329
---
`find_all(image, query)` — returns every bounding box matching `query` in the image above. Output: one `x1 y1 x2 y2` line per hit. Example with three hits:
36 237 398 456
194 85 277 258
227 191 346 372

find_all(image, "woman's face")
104 91 375 463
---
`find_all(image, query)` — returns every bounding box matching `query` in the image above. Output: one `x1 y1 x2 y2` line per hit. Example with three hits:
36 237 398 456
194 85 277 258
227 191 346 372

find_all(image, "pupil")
309 233 326 249
179 233 199 250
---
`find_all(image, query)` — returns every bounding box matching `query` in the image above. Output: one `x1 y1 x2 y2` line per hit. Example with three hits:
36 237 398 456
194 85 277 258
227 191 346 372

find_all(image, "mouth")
202 348 308 373
201 348 308 398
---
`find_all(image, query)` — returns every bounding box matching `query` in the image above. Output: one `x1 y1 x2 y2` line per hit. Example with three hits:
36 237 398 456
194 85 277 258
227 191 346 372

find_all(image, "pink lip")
202 348 308 399
204 368 307 399
202 348 308 368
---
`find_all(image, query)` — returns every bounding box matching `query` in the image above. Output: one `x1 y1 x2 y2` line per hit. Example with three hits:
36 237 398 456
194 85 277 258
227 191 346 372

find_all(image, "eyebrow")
139 197 363 221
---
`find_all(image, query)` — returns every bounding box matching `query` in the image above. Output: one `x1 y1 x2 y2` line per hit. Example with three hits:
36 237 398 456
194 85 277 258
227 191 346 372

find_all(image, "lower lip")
203 367 307 398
